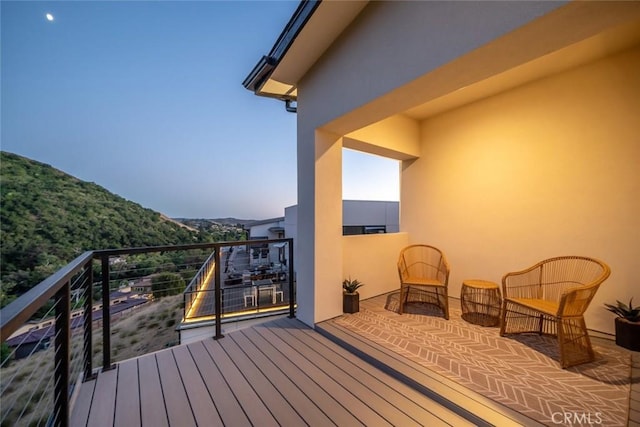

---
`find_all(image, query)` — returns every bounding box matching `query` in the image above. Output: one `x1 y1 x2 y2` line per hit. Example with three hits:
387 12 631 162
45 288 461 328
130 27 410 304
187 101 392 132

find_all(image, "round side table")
461 279 501 327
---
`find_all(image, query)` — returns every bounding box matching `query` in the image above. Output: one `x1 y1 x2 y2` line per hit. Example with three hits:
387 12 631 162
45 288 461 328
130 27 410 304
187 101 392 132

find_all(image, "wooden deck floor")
72 293 638 427
70 317 477 427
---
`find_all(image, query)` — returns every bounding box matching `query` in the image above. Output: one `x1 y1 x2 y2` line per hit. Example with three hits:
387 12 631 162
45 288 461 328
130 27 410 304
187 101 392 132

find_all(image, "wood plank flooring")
316 318 535 427
70 317 475 427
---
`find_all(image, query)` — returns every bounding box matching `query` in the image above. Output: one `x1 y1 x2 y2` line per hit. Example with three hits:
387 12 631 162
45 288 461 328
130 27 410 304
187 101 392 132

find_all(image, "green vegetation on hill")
0 151 244 306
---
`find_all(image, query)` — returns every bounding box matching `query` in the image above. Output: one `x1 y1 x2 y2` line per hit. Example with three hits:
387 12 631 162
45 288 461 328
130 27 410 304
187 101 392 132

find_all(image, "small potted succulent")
343 277 364 313
604 298 640 351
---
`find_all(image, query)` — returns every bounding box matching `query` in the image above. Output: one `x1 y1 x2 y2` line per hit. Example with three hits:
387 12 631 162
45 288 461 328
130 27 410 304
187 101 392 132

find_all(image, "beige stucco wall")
300 1 564 133
402 46 640 334
293 1 640 329
296 1 568 326
342 233 410 301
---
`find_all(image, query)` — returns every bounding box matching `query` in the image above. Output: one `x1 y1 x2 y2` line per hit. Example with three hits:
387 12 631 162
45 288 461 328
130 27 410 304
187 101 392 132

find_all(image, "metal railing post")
288 239 295 318
83 264 94 381
101 255 113 370
213 245 224 339
53 281 70 427
183 291 188 321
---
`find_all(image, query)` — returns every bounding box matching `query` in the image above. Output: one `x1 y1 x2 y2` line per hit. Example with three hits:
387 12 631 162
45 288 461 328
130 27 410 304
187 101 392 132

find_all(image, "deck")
71 317 478 427
71 293 637 426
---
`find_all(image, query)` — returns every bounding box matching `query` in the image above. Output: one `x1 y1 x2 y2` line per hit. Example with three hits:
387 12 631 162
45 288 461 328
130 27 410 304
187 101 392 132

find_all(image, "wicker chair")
397 244 450 319
500 256 610 368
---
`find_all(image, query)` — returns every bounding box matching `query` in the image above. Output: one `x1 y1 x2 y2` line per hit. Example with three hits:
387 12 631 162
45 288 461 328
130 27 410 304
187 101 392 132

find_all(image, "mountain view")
0 151 247 306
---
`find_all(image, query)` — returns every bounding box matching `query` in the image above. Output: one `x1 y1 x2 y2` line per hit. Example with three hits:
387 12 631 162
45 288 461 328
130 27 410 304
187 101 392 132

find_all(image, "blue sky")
1 1 398 219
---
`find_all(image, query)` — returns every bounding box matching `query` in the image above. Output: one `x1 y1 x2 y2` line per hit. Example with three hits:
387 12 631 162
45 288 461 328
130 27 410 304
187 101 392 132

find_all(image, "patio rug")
333 293 632 427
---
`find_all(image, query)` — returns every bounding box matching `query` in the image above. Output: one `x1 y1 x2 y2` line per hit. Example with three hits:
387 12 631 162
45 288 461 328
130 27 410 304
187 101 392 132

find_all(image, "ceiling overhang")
321 1 640 135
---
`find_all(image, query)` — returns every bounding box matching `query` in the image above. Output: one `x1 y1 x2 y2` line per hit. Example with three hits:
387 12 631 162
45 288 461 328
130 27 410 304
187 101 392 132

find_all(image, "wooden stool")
461 279 501 326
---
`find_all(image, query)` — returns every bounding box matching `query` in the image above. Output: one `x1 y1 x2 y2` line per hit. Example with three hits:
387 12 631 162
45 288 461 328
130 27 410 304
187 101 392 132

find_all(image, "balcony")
0 239 294 426
61 297 640 426
1 238 638 426
70 316 485 427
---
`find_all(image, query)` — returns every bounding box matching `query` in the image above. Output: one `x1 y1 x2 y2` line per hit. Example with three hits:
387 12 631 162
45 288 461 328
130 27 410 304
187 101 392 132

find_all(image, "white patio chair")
243 286 257 307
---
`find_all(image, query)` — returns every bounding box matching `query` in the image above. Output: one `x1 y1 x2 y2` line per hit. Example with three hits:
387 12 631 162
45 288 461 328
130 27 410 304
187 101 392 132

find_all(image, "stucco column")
296 127 343 326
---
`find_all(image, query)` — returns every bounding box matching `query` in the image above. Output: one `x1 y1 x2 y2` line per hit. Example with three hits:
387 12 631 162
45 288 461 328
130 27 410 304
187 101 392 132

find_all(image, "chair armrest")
557 283 600 317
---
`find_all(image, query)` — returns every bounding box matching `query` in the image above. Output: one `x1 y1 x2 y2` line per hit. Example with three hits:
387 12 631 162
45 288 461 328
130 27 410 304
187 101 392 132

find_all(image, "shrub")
1 342 12 366
151 273 186 299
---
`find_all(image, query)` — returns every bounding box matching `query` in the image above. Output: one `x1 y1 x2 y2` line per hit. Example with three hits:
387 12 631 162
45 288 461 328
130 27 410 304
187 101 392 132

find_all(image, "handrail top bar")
184 250 216 293
1 238 293 341
1 251 94 340
92 238 292 257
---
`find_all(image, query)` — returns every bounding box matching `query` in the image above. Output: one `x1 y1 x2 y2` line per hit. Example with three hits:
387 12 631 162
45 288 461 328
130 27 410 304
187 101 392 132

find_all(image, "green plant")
1 342 12 366
342 277 364 294
151 272 186 299
604 298 640 322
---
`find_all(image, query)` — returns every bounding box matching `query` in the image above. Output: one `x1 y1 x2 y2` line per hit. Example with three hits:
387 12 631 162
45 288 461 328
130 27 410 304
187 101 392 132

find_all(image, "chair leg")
538 314 544 335
558 316 595 368
442 288 449 320
244 293 256 307
398 285 406 314
274 291 283 303
499 300 508 336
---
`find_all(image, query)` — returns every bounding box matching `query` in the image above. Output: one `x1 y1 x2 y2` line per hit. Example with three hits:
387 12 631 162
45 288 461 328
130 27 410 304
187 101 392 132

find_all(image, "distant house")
6 291 148 359
246 217 286 240
285 200 398 243
246 201 398 267
247 200 399 240
245 1 640 332
130 277 153 294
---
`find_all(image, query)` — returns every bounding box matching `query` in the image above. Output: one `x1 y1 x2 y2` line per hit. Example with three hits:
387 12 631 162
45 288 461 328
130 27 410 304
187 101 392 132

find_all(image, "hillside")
0 151 243 305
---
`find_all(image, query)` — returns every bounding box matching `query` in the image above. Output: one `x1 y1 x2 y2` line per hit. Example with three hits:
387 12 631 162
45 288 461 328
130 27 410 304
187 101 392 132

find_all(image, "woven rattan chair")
500 256 610 368
397 244 450 319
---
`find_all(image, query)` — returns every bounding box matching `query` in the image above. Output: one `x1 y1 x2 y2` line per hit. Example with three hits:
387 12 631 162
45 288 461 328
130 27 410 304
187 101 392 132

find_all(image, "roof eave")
242 0 321 100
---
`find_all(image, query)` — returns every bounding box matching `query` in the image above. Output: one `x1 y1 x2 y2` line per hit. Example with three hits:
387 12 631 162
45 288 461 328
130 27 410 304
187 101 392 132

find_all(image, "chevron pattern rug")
334 293 632 427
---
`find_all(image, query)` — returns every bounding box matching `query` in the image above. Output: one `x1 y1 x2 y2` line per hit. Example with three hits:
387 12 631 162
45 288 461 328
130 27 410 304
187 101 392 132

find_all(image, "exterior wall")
296 2 565 325
402 46 640 334
299 1 564 134
284 205 298 266
295 127 344 326
248 219 285 240
343 200 399 233
286 200 399 320
287 200 399 236
343 232 409 300
294 0 639 328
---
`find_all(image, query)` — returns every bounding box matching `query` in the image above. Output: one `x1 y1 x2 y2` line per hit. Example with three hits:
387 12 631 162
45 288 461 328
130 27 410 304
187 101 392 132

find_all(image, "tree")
151 273 185 299
0 151 245 303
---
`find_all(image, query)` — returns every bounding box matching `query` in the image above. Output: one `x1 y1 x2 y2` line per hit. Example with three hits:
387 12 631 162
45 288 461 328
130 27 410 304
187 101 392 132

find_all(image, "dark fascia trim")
242 55 277 93
242 0 321 96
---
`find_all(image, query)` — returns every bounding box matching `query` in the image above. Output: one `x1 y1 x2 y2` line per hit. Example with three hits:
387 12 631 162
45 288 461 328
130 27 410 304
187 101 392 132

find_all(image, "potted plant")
343 277 364 313
604 298 640 351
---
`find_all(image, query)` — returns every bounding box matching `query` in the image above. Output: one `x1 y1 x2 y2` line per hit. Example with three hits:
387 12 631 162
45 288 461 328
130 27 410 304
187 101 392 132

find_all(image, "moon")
46 13 54 21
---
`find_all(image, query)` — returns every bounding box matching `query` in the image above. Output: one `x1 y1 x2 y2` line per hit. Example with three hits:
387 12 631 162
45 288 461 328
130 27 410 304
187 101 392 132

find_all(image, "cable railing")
182 239 295 338
0 239 294 427
184 250 216 319
1 251 94 427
